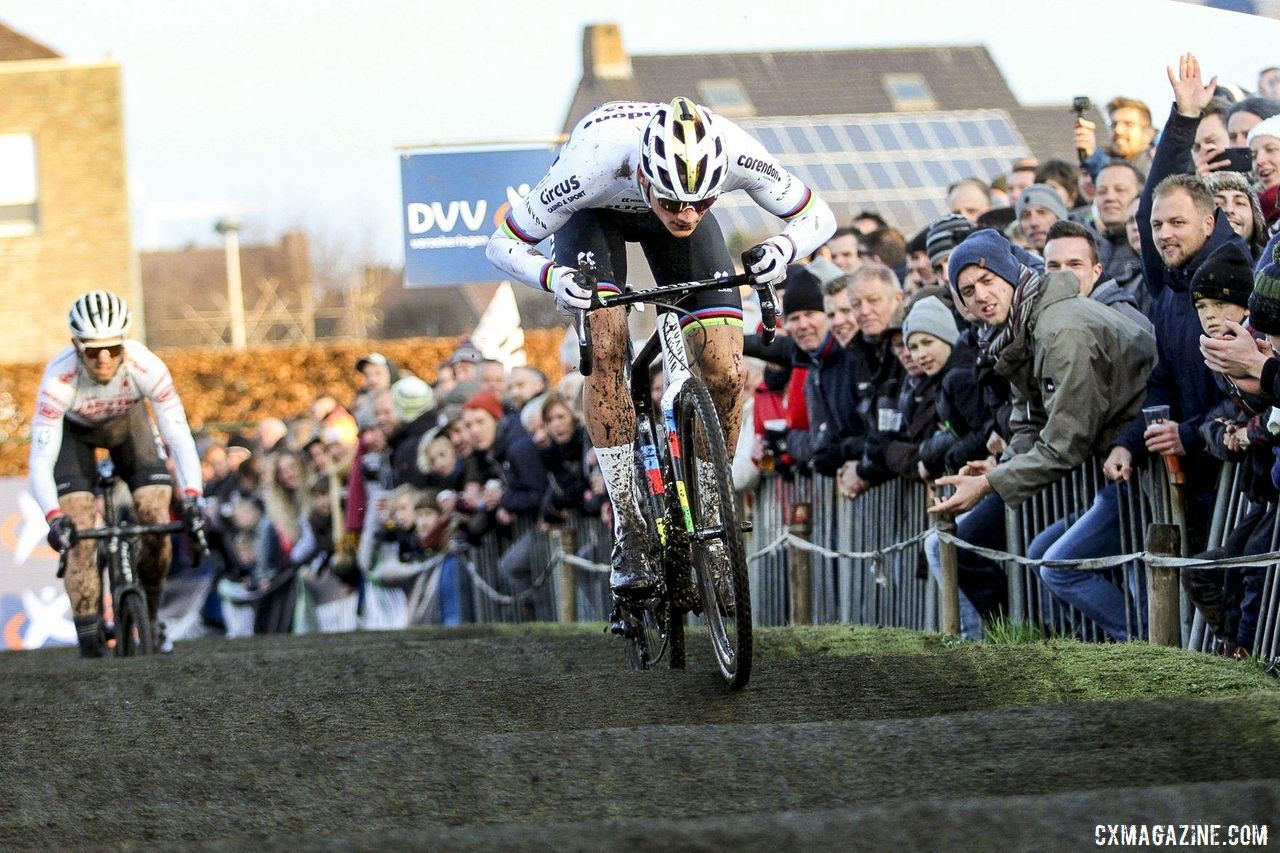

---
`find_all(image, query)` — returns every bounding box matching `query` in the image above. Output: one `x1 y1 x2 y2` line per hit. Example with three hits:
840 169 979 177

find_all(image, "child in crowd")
1185 243 1277 658
419 430 465 492
363 485 440 629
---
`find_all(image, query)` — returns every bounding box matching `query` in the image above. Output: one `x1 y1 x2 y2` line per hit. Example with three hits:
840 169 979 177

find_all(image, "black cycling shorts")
53 404 173 497
551 208 743 332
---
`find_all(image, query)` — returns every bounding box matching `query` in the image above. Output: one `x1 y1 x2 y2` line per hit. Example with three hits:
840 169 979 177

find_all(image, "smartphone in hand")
1223 147 1254 173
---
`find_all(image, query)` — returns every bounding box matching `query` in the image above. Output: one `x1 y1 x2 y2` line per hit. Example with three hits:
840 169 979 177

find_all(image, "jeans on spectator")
439 554 463 626
1031 483 1143 641
924 491 1008 639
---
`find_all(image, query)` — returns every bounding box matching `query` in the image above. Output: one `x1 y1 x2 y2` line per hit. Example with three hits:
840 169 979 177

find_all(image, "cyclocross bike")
577 268 778 690
57 459 206 656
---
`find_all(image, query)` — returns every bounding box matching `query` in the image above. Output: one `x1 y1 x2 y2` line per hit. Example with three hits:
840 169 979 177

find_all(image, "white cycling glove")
550 267 594 314
744 236 793 287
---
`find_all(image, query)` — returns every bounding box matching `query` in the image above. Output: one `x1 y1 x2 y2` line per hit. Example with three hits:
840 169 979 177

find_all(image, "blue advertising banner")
400 144 559 287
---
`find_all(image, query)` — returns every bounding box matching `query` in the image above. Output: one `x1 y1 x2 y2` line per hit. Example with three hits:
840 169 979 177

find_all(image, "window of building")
697 78 755 117
0 134 39 237
883 74 936 111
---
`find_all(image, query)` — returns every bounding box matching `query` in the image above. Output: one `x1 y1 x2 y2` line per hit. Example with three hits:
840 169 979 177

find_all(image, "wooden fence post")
789 502 812 625
1146 522 1180 647
935 510 961 637
556 525 578 624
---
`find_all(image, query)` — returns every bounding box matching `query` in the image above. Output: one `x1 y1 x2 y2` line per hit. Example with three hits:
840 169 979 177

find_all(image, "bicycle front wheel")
114 588 154 657
677 377 751 689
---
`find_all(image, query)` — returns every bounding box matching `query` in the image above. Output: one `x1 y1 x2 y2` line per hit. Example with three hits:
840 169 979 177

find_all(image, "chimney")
582 23 632 81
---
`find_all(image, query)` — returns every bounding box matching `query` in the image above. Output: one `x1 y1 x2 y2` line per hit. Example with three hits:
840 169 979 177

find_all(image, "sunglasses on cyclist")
652 194 717 215
80 343 124 359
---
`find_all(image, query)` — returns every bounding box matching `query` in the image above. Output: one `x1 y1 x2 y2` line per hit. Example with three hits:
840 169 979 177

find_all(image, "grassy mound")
1 625 1274 849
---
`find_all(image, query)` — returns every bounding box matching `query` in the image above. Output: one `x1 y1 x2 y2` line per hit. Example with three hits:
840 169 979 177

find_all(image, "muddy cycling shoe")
705 540 736 616
74 615 107 659
610 532 658 595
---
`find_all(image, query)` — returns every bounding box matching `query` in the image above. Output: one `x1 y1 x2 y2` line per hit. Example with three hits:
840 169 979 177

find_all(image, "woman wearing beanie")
1204 171 1269 260
930 227 1157 640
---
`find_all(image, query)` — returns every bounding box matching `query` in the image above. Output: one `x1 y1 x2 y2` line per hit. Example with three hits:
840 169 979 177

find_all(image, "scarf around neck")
978 265 1044 364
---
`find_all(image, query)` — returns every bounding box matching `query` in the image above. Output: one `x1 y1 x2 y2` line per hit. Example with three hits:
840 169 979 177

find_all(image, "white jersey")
485 100 836 290
28 340 203 517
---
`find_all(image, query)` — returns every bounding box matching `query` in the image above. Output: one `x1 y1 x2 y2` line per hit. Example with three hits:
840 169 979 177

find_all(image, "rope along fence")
386 455 1278 667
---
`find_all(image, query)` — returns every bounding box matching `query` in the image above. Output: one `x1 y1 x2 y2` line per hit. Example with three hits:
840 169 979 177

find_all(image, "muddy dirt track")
2 625 1277 850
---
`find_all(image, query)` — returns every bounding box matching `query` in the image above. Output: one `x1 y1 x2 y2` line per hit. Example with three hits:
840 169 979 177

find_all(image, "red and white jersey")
28 340 203 517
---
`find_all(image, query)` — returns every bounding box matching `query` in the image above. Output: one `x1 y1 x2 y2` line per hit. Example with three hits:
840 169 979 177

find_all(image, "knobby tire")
678 377 752 689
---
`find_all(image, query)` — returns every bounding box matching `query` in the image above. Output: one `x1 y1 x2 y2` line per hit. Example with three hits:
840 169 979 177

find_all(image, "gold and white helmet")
639 97 728 203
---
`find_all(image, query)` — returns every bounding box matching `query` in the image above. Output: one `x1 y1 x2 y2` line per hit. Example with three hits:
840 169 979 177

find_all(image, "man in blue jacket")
1102 173 1246 550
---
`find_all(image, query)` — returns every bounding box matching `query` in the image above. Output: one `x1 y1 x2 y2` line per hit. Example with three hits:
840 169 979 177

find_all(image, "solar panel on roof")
716 110 1030 246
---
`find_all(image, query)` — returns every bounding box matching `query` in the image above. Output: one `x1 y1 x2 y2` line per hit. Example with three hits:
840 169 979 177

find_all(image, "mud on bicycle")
576 268 779 690
57 459 207 657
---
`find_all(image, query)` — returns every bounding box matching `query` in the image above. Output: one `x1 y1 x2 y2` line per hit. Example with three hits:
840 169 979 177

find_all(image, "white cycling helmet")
639 97 728 203
68 291 132 343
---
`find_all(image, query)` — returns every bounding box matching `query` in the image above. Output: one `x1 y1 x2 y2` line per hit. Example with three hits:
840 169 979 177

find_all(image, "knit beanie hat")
1249 239 1280 334
1190 242 1254 308
925 213 975 265
462 390 504 421
782 265 825 316
947 228 1022 294
903 295 960 346
1247 114 1280 145
1203 171 1266 243
1015 183 1070 222
391 376 435 423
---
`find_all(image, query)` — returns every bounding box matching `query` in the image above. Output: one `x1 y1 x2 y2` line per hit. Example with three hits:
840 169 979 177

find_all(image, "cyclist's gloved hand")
47 514 76 553
181 495 207 534
744 236 793 287
551 268 595 315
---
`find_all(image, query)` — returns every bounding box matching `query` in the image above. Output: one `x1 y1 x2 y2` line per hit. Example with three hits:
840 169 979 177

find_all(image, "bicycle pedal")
739 521 753 533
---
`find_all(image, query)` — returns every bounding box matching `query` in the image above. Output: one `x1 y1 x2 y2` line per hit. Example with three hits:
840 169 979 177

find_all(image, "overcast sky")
0 0 1274 264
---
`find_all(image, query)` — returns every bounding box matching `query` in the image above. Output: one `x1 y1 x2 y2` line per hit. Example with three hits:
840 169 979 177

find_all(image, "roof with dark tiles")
564 30 1091 166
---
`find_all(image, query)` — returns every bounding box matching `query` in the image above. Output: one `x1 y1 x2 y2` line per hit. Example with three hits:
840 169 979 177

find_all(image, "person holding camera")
1074 94 1157 182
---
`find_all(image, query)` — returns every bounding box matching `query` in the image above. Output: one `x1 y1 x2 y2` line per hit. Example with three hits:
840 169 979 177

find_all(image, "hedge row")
0 330 565 477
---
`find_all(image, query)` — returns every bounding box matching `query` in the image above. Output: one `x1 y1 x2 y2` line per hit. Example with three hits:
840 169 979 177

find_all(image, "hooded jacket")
985 271 1157 507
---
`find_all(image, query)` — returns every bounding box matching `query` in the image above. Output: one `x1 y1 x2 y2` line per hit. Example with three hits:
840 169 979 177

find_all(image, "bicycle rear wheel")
114 588 154 657
676 377 751 689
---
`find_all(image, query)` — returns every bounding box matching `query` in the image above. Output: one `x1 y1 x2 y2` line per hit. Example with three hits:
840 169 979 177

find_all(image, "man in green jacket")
930 228 1157 639
932 229 1156 513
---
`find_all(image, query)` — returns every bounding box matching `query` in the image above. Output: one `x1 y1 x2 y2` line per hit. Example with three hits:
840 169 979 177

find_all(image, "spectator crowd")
173 54 1280 659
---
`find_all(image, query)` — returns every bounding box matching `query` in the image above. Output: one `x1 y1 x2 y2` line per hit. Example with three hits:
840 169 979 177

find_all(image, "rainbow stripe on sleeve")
502 212 540 244
780 187 814 220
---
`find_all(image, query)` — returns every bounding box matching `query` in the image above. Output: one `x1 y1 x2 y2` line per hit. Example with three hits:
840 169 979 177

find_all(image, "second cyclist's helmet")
68 291 132 342
639 97 728 203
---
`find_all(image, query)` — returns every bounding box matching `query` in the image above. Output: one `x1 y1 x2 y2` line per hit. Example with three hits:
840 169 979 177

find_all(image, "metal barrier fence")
428 456 1279 669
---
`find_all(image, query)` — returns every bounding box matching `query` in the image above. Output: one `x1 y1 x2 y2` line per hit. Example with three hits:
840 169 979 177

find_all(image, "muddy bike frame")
57 460 203 656
576 271 778 688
